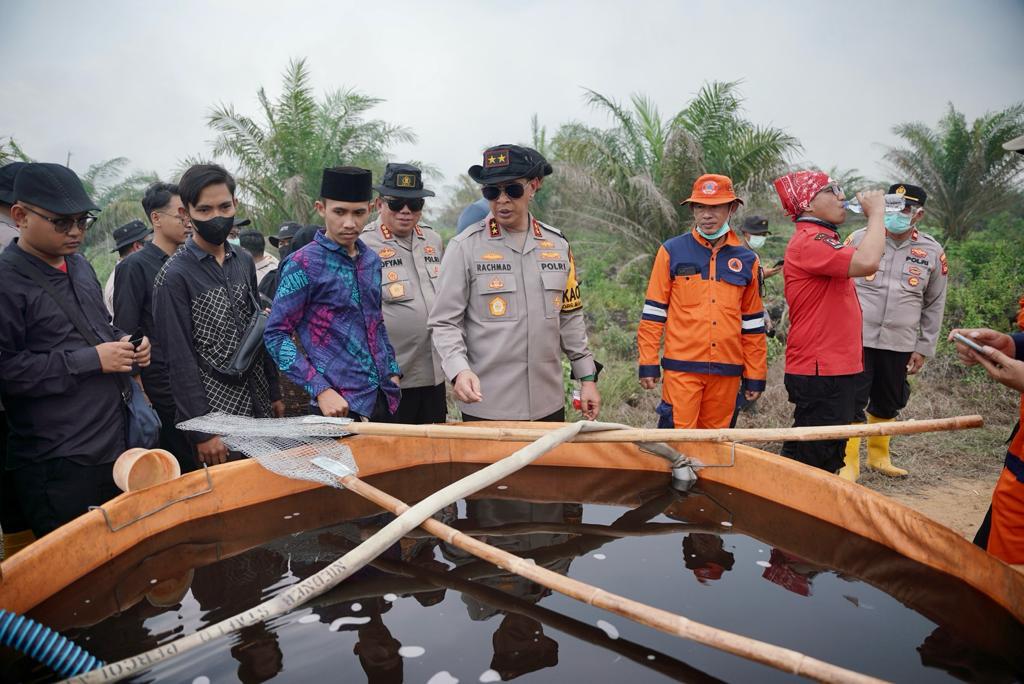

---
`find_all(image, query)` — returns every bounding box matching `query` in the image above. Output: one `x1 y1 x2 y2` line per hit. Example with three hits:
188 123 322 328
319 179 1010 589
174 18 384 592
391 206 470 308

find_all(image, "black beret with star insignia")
468 144 552 185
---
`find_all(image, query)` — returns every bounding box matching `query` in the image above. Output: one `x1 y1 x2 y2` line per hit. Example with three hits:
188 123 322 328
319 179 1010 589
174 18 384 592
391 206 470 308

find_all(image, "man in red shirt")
773 171 885 472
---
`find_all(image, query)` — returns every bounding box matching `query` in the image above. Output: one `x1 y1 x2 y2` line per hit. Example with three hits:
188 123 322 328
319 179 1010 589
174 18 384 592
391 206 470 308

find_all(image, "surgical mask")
697 221 732 241
227 237 240 246
884 212 912 234
748 235 767 249
190 215 234 245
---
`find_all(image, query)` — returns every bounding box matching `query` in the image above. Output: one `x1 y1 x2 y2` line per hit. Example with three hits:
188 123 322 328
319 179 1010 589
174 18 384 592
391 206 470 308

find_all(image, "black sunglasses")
481 181 528 201
384 197 425 212
21 204 97 234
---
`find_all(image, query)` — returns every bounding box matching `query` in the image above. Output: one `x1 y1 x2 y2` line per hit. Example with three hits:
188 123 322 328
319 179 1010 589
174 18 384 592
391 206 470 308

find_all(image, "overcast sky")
3 0 1023 201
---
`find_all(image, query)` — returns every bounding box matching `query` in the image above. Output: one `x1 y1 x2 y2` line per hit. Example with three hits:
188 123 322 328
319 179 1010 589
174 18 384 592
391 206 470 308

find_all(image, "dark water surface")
4 464 1022 683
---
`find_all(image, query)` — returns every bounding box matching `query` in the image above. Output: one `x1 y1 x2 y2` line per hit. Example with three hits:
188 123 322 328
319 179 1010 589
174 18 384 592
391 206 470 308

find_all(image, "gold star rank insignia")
484 150 510 168
489 218 501 238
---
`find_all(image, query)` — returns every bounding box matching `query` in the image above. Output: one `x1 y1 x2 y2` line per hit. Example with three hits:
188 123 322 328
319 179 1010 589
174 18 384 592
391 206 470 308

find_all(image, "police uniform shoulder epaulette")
450 220 488 244
535 219 564 237
913 230 943 248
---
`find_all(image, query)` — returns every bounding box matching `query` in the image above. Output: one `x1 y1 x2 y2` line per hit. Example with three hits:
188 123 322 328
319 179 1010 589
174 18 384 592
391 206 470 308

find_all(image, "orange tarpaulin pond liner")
1 424 1021 629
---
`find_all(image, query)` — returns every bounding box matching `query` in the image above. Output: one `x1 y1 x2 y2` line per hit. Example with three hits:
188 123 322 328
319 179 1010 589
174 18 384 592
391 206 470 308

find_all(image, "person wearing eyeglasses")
429 144 601 422
773 171 885 474
839 184 947 482
112 182 196 472
0 163 152 535
360 163 446 424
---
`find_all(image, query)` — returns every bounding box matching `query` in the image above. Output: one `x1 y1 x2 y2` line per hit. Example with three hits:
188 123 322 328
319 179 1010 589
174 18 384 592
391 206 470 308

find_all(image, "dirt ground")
883 474 993 539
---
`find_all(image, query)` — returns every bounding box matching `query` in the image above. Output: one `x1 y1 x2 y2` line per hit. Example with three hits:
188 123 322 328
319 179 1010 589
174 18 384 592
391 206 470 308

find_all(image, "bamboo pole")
342 476 888 684
65 423 589 684
340 414 982 444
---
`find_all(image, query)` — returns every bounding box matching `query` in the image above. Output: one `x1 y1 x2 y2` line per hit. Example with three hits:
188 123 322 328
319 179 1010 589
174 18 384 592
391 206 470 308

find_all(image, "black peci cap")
14 162 100 215
468 144 551 185
111 219 152 252
373 163 435 199
320 166 373 202
0 162 27 204
888 183 927 206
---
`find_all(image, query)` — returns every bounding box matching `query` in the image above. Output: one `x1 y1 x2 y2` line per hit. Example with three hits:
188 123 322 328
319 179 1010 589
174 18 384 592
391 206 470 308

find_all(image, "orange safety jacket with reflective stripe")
637 227 768 390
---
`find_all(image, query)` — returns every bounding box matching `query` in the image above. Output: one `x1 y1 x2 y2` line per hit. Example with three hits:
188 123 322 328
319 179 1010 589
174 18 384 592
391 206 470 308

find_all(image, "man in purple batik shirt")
264 167 401 421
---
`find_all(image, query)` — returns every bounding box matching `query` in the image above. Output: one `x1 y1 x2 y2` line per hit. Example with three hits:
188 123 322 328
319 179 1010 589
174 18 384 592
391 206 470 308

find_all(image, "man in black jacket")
0 163 152 535
154 164 282 466
113 182 197 471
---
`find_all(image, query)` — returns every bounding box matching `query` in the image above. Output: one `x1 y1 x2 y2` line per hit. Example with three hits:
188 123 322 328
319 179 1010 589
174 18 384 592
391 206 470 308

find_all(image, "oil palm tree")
207 58 415 231
552 81 801 253
885 103 1024 241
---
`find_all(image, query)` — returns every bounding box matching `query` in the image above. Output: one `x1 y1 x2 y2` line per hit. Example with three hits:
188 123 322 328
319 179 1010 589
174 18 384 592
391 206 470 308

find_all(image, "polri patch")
488 296 508 317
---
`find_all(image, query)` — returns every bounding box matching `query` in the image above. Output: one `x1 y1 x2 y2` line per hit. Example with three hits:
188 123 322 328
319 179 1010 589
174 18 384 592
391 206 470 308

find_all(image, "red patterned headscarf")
773 170 833 220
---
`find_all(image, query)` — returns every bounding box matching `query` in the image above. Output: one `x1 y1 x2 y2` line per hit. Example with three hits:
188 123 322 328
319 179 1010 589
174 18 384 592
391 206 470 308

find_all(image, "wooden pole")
343 476 888 684
340 415 982 444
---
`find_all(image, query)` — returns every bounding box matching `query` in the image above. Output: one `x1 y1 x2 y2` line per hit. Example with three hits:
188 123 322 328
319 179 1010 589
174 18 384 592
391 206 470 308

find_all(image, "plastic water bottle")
844 194 906 214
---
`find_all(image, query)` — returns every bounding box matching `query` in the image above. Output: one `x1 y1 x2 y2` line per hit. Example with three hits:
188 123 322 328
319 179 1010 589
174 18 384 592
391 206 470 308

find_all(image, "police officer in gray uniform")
429 145 600 422
841 183 948 481
362 163 447 424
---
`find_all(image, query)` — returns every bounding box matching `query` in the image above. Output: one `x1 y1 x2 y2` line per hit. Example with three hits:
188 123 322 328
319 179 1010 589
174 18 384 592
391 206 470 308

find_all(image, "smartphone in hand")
952 333 990 357
128 335 144 350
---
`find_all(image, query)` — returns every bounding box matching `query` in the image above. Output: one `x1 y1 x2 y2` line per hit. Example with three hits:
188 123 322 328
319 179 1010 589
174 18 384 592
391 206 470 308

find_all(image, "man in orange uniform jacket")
637 174 767 428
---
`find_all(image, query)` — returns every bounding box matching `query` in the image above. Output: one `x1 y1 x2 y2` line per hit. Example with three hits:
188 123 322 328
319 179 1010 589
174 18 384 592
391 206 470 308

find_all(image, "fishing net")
176 412 358 489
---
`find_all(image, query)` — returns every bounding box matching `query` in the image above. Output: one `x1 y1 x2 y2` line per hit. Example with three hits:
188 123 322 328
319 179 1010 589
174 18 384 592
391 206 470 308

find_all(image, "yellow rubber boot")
838 430 862 482
866 413 908 477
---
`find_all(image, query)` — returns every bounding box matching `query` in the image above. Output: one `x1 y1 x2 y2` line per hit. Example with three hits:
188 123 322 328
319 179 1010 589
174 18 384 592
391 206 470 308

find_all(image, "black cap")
888 183 927 206
233 217 251 227
320 166 372 202
14 162 100 215
269 221 301 248
111 219 152 252
740 215 770 235
373 163 435 199
0 162 27 204
468 144 551 185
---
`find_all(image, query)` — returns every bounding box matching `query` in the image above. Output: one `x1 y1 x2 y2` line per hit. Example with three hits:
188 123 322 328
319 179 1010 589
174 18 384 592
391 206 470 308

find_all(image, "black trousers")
461 407 566 423
12 459 121 537
1 411 30 533
853 347 912 422
392 383 447 425
154 402 199 473
780 373 859 473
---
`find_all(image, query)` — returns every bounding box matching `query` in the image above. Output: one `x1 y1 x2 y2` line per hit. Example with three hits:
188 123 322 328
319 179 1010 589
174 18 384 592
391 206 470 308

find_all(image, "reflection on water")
3 465 1023 683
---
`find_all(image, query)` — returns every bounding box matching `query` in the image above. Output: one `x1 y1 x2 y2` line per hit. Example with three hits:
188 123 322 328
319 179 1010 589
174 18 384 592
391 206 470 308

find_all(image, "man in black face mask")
153 164 283 467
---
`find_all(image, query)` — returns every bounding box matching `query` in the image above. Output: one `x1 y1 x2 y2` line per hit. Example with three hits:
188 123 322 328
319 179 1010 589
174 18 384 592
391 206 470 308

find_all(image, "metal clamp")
90 465 214 533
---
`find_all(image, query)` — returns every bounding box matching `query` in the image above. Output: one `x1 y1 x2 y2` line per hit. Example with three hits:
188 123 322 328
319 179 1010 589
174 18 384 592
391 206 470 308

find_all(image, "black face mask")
190 215 234 246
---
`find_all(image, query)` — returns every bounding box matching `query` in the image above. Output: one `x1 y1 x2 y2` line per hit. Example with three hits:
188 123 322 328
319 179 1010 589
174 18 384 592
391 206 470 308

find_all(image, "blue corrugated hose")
0 609 104 676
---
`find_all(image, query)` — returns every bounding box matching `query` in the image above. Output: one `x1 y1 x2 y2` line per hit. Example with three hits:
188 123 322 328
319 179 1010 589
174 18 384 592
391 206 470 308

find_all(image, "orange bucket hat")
680 174 743 206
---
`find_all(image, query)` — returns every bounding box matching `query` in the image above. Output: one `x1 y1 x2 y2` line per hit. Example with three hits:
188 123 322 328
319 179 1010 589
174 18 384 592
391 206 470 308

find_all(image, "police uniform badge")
380 225 393 240
414 225 424 238
378 247 396 259
561 250 583 312
484 150 510 168
488 296 508 317
940 253 948 275
396 173 416 189
388 282 406 298
488 218 501 238
488 277 504 290
532 220 543 239
387 271 399 282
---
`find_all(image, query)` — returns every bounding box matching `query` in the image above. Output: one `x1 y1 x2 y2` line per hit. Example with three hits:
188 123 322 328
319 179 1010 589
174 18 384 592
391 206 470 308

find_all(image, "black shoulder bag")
2 249 162 449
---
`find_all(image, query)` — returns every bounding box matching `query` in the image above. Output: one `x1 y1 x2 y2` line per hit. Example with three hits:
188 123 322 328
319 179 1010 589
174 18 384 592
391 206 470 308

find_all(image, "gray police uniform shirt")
429 214 597 420
848 227 948 357
361 218 444 389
